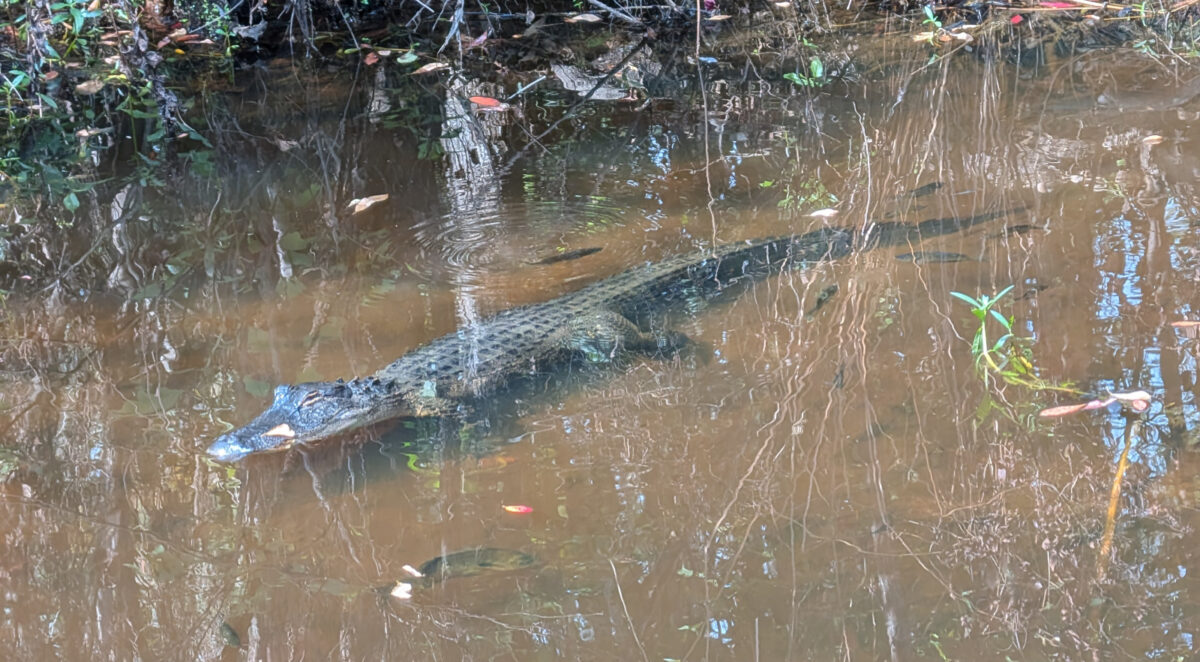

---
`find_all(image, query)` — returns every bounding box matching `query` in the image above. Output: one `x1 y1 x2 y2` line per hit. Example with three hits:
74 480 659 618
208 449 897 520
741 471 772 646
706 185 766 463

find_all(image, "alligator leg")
563 310 691 363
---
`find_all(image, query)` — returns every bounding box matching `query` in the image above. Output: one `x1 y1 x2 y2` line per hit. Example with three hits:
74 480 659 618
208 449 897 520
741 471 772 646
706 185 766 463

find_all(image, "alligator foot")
564 310 693 363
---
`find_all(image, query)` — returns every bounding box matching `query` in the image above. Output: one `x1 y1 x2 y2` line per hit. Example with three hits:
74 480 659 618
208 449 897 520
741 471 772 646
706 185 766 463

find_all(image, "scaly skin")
207 208 1020 461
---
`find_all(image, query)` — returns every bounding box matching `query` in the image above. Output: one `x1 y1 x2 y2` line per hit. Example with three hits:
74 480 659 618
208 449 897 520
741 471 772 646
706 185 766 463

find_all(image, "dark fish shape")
418 547 537 585
805 284 839 319
900 181 944 200
1020 283 1050 300
218 621 241 648
527 246 603 265
895 251 972 264
990 224 1042 238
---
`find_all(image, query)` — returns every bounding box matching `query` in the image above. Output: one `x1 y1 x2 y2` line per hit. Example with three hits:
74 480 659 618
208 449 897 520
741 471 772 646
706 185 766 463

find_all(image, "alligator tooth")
263 423 297 439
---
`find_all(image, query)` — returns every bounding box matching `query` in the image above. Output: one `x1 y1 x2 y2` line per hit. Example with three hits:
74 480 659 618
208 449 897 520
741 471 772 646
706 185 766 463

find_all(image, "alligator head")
206 378 405 462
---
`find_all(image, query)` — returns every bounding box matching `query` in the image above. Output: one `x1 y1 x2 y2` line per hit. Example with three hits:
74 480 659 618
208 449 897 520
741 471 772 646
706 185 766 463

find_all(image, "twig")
609 559 650 662
1096 418 1139 580
500 36 650 174
587 0 643 25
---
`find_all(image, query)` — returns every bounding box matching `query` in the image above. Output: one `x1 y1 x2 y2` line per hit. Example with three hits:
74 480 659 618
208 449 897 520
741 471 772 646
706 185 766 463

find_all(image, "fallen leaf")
74 79 105 95
1143 135 1164 145
401 564 423 577
1011 14 1024 24
564 13 602 23
364 51 379 66
503 504 534 514
1171 320 1200 328
1109 390 1151 403
388 582 413 599
412 62 449 75
808 208 839 218
469 95 503 107
44 70 59 81
465 32 488 49
705 14 733 21
347 194 389 215
1039 403 1089 418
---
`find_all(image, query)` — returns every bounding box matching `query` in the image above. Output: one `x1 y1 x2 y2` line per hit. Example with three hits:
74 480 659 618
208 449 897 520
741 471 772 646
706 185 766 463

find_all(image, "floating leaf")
388 582 413 599
1109 390 1151 403
347 194 388 215
1171 320 1200 328
705 14 733 21
1143 135 1164 145
1038 403 1089 418
364 51 379 66
503 504 533 514
808 208 839 218
411 62 449 75
396 51 419 64
565 13 602 23
469 95 503 107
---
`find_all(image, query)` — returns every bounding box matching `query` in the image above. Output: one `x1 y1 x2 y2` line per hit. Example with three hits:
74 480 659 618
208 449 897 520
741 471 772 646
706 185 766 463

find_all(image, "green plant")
783 57 825 88
922 5 942 29
950 287 1077 393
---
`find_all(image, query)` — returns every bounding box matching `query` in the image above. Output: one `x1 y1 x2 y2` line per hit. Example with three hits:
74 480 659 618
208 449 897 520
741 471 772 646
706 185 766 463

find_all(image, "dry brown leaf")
347 194 389 215
412 62 449 75
74 79 105 95
565 13 602 23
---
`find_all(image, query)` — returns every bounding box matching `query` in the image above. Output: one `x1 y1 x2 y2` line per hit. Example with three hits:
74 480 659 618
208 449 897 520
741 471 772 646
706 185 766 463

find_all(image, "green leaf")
988 309 1009 328
949 291 981 308
396 51 419 64
279 231 308 251
63 191 80 212
809 57 823 79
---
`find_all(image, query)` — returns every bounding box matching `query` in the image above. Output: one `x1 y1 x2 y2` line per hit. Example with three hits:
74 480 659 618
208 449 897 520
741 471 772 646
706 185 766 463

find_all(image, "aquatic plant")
949 286 1076 394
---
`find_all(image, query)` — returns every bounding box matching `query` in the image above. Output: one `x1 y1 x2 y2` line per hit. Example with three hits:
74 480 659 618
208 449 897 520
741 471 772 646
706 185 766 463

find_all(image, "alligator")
206 207 1022 461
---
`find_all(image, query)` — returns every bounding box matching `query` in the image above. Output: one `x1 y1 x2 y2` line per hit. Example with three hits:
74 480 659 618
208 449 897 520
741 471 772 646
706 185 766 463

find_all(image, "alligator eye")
299 391 323 408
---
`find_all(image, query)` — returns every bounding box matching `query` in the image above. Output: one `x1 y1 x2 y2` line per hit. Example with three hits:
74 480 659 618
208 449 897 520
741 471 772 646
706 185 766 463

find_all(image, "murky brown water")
4 36 1200 660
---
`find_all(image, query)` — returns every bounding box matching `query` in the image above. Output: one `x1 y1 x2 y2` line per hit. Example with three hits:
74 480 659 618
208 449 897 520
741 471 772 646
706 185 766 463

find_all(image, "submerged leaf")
503 504 533 514
347 194 389 215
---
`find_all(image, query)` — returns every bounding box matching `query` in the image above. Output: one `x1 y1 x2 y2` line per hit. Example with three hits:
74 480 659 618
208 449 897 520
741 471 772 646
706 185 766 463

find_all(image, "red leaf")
1010 14 1024 24
364 51 379 66
1038 403 1088 418
502 504 533 514
469 96 503 107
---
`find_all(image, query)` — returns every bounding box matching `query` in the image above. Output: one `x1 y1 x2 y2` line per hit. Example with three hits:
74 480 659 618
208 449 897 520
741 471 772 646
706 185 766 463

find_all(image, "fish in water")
527 246 603 265
218 621 241 648
990 224 1042 239
900 181 944 200
895 251 972 264
417 547 537 585
805 284 839 319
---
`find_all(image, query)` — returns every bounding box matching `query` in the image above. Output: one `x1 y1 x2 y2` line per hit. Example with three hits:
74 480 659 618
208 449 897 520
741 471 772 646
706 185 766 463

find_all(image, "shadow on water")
8 23 1200 661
